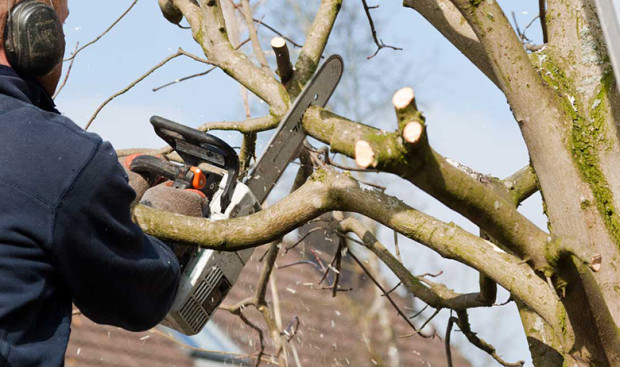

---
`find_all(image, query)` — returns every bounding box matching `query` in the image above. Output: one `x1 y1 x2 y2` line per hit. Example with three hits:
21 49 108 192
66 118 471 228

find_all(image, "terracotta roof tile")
211 246 472 367
66 315 194 367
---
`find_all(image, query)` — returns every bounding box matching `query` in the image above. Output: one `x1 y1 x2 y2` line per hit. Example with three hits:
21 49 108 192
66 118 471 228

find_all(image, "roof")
209 241 473 367
66 315 194 367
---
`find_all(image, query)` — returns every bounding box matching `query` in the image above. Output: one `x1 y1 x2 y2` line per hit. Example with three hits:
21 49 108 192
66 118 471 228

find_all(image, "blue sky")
56 1 551 365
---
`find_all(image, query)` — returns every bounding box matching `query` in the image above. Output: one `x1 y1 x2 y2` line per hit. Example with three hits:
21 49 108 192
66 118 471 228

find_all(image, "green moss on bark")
536 52 620 250
571 70 620 250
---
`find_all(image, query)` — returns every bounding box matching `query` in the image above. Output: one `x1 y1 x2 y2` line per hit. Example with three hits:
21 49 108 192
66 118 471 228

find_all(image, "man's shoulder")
0 98 113 207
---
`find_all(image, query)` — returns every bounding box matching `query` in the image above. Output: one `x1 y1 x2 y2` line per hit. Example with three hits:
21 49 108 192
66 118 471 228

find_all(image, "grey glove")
140 183 207 218
140 183 209 267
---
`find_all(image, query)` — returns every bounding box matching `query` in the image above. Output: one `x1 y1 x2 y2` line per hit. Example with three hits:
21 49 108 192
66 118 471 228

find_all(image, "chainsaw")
130 55 344 335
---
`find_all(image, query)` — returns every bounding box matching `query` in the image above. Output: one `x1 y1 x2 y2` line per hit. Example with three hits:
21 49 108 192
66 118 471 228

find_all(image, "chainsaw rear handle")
150 116 238 168
150 115 239 209
130 155 181 181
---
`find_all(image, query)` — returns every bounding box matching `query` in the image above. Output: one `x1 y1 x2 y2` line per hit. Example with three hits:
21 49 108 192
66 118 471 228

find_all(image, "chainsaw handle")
130 155 181 182
150 116 237 164
150 115 239 209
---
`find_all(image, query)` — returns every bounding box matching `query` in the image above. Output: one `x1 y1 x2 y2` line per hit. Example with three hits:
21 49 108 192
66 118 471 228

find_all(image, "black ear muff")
4 0 65 77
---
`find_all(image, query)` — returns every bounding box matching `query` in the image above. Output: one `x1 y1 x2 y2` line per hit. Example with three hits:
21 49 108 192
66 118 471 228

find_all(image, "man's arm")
50 140 180 331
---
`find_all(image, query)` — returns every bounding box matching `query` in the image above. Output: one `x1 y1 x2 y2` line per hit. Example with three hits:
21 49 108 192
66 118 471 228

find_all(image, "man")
0 1 183 366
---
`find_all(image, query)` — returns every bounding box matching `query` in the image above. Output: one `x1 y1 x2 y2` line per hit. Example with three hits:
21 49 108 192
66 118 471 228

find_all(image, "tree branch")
86 48 210 130
173 0 290 117
455 310 525 366
289 0 342 94
132 169 559 323
240 0 272 75
65 0 139 62
339 217 496 310
539 0 548 43
503 165 539 205
348 250 434 338
271 37 293 85
302 105 551 270
196 115 278 133
361 0 402 59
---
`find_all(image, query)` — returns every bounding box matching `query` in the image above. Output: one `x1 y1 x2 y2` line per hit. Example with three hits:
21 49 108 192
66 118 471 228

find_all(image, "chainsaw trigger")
189 167 207 190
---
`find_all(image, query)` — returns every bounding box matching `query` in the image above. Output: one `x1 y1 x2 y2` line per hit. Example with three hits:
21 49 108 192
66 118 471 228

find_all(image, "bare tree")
116 0 620 366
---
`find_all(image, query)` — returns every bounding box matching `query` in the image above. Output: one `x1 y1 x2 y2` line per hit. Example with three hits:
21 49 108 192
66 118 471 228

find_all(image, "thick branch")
339 217 495 310
132 169 558 323
448 0 607 279
402 0 499 87
503 165 539 205
302 106 551 270
174 0 289 117
271 37 293 85
289 0 342 93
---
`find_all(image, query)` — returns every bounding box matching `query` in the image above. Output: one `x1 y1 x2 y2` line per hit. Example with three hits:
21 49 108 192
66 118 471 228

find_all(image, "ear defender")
4 0 65 77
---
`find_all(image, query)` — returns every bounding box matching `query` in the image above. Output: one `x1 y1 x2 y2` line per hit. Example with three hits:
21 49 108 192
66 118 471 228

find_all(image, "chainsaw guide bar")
247 55 344 203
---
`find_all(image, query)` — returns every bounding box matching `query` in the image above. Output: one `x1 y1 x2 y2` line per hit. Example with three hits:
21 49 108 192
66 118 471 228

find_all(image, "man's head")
0 0 68 94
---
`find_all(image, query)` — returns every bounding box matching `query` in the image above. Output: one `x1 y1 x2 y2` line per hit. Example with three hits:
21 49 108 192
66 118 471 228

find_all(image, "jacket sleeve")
51 140 180 331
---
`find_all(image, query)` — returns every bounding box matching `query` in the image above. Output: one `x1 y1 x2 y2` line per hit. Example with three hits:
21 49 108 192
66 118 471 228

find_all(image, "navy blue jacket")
0 66 180 367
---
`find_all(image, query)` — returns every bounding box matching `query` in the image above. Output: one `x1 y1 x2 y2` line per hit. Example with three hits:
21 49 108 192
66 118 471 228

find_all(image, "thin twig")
86 48 211 130
316 286 353 292
277 260 323 271
285 227 326 253
338 234 366 248
410 305 429 319
511 12 525 42
153 66 216 92
282 316 300 342
361 0 402 59
511 12 540 45
152 38 250 92
524 15 541 32
384 282 402 296
237 311 266 367
240 0 271 75
495 297 514 307
418 271 443 278
455 310 525 366
53 42 79 99
252 18 302 48
445 314 456 367
65 0 139 62
318 248 339 286
399 308 441 338
331 240 344 297
393 230 402 262
348 251 434 338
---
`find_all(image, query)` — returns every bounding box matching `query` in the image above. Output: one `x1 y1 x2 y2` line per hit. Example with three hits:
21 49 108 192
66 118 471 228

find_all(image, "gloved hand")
119 153 162 201
140 183 208 218
140 183 209 267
